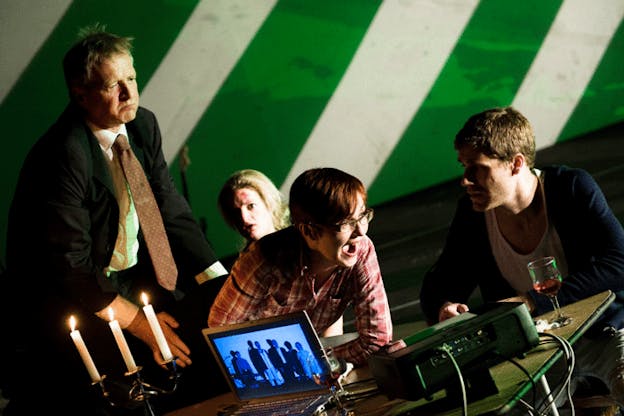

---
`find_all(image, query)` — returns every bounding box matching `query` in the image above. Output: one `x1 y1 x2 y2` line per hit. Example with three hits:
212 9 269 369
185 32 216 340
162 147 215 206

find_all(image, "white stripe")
513 0 624 150
0 0 72 104
280 0 479 192
140 0 277 162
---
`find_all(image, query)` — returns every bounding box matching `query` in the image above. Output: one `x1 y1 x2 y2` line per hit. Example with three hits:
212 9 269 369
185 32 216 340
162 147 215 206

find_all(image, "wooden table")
165 290 615 416
339 290 615 416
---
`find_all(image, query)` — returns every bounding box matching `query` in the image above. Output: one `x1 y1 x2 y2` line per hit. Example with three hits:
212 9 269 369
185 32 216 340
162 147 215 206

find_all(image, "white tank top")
485 169 568 294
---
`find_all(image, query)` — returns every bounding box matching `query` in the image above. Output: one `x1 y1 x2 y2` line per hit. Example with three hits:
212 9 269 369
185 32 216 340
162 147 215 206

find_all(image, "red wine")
533 278 561 296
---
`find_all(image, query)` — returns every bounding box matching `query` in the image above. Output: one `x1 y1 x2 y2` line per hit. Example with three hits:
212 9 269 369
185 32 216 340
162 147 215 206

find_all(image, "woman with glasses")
209 167 394 367
217 169 345 336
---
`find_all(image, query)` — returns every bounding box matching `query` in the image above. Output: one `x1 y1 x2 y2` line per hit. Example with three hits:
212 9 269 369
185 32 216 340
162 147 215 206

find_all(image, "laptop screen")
202 311 330 401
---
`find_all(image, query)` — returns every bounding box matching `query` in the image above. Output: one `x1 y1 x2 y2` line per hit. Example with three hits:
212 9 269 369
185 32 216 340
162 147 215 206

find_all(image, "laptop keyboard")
232 395 328 415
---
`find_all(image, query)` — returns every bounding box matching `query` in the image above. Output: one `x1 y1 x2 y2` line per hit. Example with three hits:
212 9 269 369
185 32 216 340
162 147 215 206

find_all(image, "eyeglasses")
330 208 374 233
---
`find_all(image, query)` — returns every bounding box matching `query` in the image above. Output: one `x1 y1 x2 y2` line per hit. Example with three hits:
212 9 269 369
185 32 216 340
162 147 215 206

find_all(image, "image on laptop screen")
203 312 330 402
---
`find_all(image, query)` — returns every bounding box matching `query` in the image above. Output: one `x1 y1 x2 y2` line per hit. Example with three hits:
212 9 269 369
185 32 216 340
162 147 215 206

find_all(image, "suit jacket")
2 102 231 415
6 103 219 317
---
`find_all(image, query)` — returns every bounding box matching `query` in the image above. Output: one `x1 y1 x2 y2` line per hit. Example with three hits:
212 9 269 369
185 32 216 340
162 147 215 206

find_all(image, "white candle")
141 292 173 362
68 316 102 383
107 307 138 373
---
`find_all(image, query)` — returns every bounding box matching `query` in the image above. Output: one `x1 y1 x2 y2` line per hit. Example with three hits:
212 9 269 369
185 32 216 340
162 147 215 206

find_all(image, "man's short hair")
454 106 536 168
63 24 134 96
289 168 366 226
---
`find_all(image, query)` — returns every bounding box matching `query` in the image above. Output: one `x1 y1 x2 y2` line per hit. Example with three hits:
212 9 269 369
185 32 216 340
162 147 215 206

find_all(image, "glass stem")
549 296 563 319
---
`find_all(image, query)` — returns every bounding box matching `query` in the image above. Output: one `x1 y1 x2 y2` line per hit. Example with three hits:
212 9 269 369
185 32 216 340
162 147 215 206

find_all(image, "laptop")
202 311 333 416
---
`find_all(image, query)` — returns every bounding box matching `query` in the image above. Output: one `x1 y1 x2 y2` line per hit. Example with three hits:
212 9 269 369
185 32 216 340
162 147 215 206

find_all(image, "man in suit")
3 26 228 415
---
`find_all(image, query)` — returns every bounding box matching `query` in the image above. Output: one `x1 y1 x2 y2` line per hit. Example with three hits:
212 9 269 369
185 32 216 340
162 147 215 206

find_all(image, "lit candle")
108 307 138 373
141 292 173 362
68 316 102 383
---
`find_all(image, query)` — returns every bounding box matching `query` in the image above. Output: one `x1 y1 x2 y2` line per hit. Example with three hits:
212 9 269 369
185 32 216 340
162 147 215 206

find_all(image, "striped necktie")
113 134 178 291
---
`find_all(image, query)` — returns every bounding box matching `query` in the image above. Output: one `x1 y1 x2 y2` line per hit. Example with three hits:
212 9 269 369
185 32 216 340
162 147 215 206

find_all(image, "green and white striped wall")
1 0 623 261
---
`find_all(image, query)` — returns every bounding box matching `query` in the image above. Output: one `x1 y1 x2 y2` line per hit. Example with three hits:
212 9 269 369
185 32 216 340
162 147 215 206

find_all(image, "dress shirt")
90 124 227 327
209 227 393 365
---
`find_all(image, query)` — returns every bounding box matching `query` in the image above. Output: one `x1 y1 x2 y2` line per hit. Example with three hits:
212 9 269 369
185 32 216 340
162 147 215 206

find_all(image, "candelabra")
93 358 181 416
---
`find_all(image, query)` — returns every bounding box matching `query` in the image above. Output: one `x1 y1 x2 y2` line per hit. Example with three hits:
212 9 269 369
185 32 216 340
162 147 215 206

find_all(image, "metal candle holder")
93 358 181 416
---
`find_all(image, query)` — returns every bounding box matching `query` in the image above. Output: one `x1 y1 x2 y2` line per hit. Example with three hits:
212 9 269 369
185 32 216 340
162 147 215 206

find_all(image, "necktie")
113 134 178 290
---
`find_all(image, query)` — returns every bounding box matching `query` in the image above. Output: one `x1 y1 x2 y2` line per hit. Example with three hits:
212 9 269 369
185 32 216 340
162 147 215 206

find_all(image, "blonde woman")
218 169 290 245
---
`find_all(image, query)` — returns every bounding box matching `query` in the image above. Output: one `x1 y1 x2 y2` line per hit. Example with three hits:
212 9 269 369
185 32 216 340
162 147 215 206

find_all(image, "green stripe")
0 0 199 259
368 0 563 203
1 0 622 262
184 0 382 255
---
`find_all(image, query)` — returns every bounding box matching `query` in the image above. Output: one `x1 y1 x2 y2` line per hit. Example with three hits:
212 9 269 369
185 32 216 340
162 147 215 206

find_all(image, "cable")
493 351 538 410
539 332 575 413
494 332 574 415
437 343 468 416
387 333 573 416
534 332 576 416
517 397 540 415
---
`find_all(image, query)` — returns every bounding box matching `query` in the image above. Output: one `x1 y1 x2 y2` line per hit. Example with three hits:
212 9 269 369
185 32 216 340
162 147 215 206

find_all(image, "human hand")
438 302 469 322
127 310 192 368
386 339 407 352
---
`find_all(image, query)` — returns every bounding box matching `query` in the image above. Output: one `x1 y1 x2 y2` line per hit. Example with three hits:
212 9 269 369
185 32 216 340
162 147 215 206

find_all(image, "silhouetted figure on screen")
230 350 256 388
247 340 268 383
283 341 306 380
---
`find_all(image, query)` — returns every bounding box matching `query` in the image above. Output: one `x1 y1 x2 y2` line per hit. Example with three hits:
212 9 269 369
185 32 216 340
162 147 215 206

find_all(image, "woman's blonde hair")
218 169 290 236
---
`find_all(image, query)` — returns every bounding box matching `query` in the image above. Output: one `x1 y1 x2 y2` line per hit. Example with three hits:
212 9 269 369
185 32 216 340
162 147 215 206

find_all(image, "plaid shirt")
208 227 393 366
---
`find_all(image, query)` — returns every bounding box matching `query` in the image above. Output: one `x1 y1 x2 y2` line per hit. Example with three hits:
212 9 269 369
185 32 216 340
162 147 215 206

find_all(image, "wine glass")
313 348 348 414
527 256 571 327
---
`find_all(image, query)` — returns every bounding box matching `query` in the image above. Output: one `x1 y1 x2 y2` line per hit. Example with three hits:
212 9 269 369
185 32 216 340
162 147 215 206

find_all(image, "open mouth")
342 241 357 255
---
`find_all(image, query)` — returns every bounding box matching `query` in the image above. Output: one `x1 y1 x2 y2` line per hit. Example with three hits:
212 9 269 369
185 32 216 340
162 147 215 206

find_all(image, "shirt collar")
87 121 129 159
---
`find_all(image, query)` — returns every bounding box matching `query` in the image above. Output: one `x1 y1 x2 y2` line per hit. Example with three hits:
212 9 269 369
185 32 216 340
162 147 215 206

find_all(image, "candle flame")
141 292 149 306
108 307 115 321
69 315 76 331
